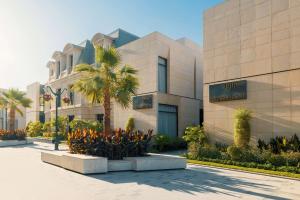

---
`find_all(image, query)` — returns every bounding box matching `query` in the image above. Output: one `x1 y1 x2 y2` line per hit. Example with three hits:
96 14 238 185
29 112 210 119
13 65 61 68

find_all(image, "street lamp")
44 86 67 150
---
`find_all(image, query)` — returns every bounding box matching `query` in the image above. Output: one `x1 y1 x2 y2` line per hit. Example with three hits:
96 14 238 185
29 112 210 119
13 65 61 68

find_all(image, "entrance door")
158 104 178 137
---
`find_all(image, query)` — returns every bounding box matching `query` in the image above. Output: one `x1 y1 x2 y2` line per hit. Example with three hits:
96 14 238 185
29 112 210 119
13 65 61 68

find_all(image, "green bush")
198 146 222 159
26 121 44 137
182 125 208 146
187 142 201 160
284 152 300 167
125 117 135 132
215 142 229 152
234 108 252 148
227 145 243 161
152 134 187 152
69 119 103 132
267 154 286 167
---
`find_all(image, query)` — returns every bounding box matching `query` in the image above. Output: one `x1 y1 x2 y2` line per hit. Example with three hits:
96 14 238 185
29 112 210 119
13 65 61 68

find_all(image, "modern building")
27 29 203 137
203 0 300 143
0 88 27 130
26 82 45 125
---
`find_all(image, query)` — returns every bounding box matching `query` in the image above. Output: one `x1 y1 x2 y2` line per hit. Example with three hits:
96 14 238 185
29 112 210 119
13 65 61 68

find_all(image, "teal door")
158 104 178 137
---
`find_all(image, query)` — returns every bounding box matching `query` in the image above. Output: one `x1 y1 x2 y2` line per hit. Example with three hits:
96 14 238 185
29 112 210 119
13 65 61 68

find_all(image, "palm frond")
74 64 97 73
95 46 121 68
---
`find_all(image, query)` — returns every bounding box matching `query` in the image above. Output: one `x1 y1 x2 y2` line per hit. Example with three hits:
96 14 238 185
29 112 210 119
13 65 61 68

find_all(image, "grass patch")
188 159 300 180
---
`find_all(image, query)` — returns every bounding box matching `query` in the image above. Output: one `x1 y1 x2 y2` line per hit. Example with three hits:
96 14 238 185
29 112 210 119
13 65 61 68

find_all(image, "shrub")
183 125 208 146
152 134 186 152
289 134 300 152
0 130 26 140
215 142 228 152
227 145 243 161
187 142 201 160
257 134 300 154
284 152 300 167
198 146 222 159
234 108 252 148
69 119 103 132
68 129 153 160
43 121 52 134
125 117 135 132
267 154 286 167
26 121 44 137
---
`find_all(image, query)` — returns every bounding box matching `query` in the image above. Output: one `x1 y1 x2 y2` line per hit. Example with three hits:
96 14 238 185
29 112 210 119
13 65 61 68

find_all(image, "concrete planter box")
62 154 107 174
0 140 32 147
108 160 132 172
41 151 107 174
41 152 186 174
124 154 187 171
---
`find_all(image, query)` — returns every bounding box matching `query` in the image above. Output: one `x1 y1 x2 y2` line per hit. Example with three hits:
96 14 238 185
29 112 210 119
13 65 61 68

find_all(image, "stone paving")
0 143 300 200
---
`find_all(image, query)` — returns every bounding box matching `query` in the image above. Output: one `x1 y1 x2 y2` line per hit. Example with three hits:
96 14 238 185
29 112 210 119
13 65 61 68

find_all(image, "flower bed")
68 129 153 160
0 130 26 140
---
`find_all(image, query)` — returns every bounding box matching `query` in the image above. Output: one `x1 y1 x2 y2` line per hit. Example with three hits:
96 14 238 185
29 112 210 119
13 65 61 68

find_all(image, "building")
0 88 27 130
203 0 300 143
28 29 203 137
26 82 45 125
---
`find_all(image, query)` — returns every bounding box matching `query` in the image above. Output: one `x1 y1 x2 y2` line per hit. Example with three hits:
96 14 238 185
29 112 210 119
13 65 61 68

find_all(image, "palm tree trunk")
9 108 15 131
104 88 111 136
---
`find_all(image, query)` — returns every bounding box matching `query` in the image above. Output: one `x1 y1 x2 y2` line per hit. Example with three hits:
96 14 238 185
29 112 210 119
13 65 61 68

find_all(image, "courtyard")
0 143 299 200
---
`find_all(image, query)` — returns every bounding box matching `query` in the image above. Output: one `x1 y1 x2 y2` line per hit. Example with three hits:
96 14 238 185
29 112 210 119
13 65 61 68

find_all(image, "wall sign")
133 94 153 109
209 80 247 102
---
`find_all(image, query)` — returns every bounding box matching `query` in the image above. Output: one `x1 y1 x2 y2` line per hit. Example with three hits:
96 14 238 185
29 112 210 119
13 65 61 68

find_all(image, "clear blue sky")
0 0 223 90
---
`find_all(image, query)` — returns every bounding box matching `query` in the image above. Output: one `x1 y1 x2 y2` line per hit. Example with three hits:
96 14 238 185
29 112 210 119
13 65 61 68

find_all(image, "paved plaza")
0 143 300 200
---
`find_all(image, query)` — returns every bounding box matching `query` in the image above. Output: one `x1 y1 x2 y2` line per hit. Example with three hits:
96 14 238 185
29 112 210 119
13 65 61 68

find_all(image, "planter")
0 140 32 147
41 151 186 174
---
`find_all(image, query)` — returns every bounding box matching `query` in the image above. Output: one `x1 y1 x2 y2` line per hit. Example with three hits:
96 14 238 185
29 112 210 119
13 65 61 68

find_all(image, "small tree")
125 117 135 132
0 89 32 130
234 108 252 148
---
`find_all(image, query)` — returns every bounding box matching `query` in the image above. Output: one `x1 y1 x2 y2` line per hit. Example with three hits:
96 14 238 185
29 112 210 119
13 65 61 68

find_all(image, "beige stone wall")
204 0 300 143
113 32 202 135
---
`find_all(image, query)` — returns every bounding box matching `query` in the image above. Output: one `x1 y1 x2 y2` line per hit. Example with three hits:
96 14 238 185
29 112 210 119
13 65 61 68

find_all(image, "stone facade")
32 29 202 136
203 0 300 143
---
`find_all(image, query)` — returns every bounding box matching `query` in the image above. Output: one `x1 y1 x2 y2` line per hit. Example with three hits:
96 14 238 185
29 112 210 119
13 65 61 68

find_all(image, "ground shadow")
88 166 291 199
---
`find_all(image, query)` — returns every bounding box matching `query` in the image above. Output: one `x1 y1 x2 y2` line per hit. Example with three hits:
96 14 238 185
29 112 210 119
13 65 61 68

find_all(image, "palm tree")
0 89 32 130
73 46 139 135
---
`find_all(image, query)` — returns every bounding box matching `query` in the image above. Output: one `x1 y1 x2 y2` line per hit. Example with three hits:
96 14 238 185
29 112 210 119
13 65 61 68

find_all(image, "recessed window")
70 55 73 67
158 57 167 93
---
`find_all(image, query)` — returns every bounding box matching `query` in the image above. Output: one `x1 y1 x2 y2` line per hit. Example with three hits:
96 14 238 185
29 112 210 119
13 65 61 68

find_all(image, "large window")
158 104 178 137
69 55 73 73
56 61 61 79
57 88 61 107
158 57 167 93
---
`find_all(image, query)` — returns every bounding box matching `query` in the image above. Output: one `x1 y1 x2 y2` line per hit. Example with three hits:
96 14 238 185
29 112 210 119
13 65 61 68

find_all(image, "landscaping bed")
188 159 300 180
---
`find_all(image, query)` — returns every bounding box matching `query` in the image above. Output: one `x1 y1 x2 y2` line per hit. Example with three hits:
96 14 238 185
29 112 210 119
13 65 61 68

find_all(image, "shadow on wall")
205 80 300 144
88 166 290 200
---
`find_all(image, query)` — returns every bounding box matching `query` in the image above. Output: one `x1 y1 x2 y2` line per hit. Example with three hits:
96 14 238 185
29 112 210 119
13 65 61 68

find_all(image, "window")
57 88 61 107
158 57 167 93
96 114 104 123
69 55 73 73
70 55 73 67
56 61 61 79
69 90 74 105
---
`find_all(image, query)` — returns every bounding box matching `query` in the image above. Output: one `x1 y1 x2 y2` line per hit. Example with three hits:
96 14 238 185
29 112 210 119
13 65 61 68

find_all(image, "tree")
234 108 252 148
0 89 32 130
72 46 139 135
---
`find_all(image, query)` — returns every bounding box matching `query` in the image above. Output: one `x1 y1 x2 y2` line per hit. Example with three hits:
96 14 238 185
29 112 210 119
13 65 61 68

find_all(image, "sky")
0 0 223 90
